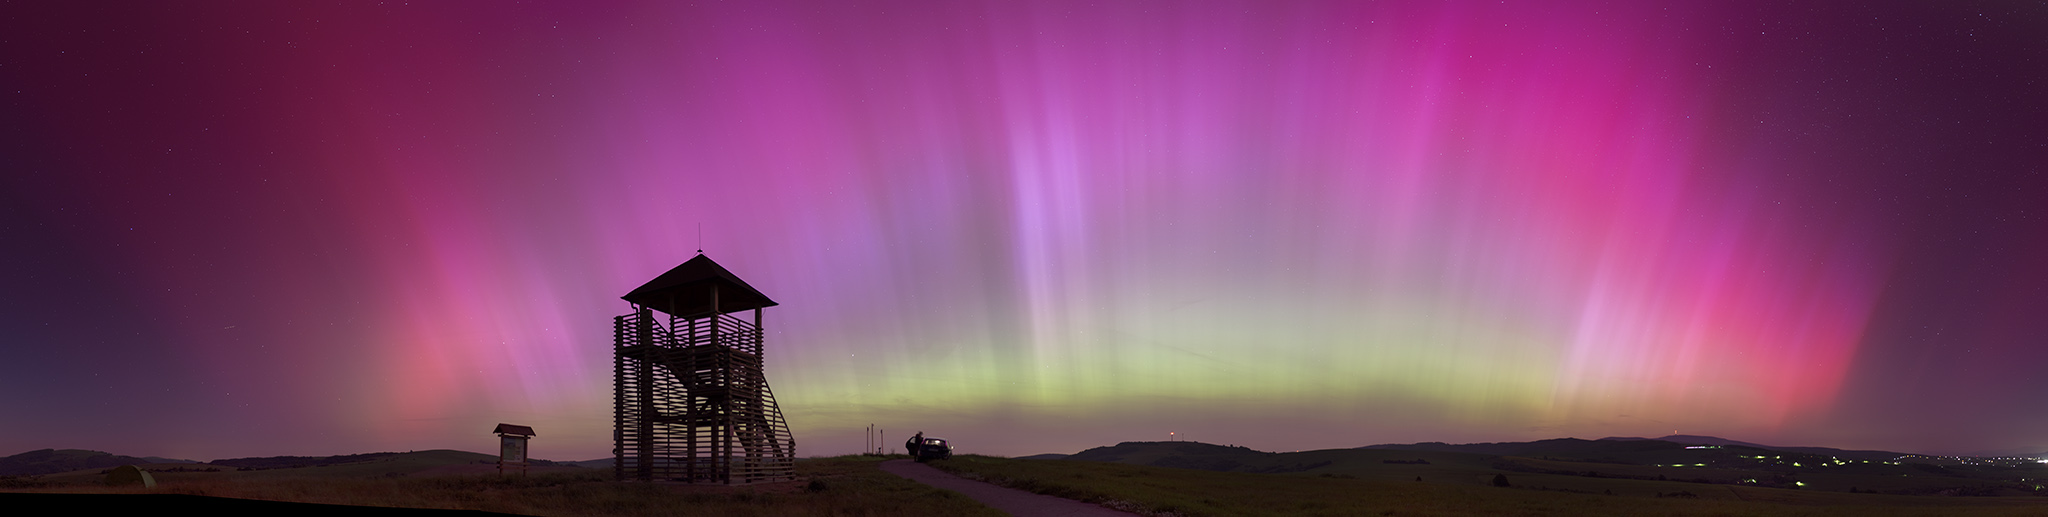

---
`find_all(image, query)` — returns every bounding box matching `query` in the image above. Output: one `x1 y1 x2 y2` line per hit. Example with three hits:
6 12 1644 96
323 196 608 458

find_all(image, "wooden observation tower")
613 254 796 484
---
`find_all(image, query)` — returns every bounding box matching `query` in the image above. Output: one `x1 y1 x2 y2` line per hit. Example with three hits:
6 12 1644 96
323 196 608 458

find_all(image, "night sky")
4 1 2045 462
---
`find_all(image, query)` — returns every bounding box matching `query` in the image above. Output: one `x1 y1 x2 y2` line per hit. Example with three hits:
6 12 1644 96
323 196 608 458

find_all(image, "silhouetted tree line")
0 449 156 476
1488 459 1805 489
151 466 222 473
1149 456 1332 473
207 452 402 470
1530 455 1636 465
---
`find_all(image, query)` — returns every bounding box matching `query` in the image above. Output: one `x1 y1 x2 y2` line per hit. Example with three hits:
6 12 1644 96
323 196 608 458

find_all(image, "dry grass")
2 455 1002 517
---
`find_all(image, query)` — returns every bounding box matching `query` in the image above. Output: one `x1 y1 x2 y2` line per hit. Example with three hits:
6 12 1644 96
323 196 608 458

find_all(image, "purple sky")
3 1 2046 461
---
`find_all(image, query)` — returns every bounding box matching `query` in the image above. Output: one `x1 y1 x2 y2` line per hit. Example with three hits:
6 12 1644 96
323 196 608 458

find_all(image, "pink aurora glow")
24 1 2022 461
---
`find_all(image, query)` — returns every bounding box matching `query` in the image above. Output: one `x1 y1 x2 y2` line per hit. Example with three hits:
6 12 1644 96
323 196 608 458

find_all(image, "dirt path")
879 459 1141 517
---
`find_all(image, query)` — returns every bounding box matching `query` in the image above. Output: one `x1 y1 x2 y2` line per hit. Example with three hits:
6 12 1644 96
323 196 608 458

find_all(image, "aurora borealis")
4 1 2045 461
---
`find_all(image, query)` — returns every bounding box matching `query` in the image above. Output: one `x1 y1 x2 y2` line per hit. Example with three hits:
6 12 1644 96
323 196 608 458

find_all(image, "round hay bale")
105 465 156 488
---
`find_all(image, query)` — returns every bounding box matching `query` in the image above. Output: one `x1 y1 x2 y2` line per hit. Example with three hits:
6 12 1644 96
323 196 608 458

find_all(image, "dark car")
913 437 953 462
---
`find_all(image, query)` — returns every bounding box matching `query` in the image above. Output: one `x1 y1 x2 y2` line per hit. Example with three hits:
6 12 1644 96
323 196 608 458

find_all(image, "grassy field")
1 454 1001 517
929 454 2048 516
16 449 2048 516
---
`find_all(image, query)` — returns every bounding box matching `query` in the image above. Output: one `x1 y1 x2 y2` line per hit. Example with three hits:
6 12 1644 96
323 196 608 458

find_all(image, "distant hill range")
1591 435 1912 462
1066 441 1326 473
1044 437 2048 497
1046 435 1968 476
1362 434 1916 462
0 449 167 477
565 458 614 469
204 451 583 470
1054 440 1517 477
0 448 579 477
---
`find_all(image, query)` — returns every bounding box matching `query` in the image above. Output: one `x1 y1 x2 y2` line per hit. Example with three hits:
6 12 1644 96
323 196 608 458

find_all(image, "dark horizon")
9 432 2041 468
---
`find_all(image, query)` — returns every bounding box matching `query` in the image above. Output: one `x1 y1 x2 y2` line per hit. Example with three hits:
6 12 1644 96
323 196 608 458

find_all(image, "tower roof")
622 254 778 316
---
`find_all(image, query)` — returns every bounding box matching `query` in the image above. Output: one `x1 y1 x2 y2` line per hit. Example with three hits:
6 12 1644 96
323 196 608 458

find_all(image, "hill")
0 449 161 476
1365 437 1713 461
206 452 410 470
935 454 2048 516
565 458 613 469
1599 435 1910 462
17 449 559 484
199 450 576 471
1063 440 1507 483
1056 439 2048 497
1068 442 1278 470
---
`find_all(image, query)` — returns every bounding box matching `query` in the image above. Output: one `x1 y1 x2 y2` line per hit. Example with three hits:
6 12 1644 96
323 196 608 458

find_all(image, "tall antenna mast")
697 223 703 254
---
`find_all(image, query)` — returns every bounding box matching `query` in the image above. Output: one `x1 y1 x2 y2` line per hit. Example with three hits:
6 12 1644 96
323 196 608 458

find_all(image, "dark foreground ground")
0 493 526 516
880 459 1138 516
930 453 2048 516
13 451 2048 516
0 454 999 517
